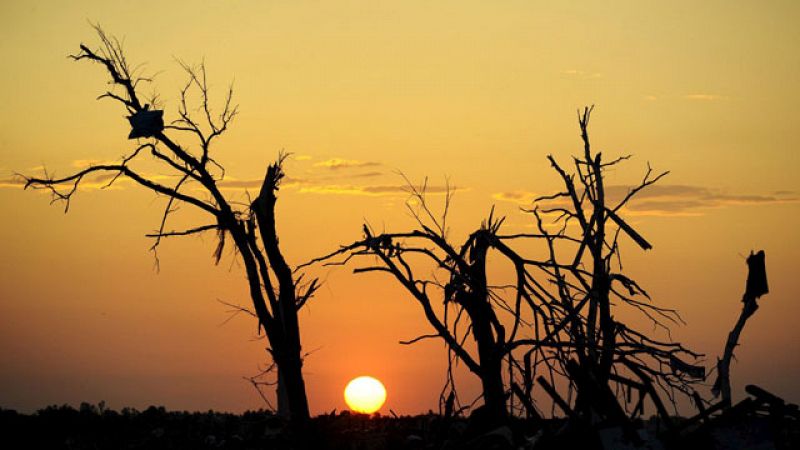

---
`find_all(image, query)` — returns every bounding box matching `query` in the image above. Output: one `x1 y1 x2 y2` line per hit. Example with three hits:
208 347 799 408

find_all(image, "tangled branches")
306 107 704 428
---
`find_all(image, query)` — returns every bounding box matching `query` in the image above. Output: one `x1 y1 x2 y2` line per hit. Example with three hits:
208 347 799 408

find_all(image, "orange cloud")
314 158 380 170
71 159 117 168
0 177 25 189
299 183 458 197
492 190 538 204
684 93 728 101
493 185 797 216
561 69 602 80
217 176 309 190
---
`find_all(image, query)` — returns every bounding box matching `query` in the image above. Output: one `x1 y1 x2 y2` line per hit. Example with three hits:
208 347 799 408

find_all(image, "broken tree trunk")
462 231 508 424
713 250 769 407
251 161 311 422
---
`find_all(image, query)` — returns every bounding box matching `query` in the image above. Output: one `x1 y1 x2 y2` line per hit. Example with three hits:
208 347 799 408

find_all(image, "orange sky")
1 1 799 415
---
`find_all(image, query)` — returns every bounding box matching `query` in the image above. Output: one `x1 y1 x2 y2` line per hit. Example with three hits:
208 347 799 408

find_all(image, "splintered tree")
24 27 316 423
308 107 704 429
713 250 769 407
528 107 704 430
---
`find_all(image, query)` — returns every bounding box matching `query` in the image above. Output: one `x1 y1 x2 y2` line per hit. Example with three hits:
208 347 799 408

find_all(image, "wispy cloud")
299 183 458 197
0 172 132 191
642 94 728 102
350 171 383 179
0 176 25 189
217 176 309 190
71 159 117 168
493 184 798 216
561 69 602 80
492 191 538 204
216 179 262 190
684 93 728 101
314 158 380 170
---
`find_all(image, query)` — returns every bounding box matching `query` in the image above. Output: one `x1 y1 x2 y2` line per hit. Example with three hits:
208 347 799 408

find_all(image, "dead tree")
528 106 704 426
301 182 550 427
712 250 768 407
24 27 316 423
306 107 704 428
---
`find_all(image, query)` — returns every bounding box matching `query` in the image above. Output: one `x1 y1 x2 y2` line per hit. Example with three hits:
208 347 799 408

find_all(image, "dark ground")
1 402 798 449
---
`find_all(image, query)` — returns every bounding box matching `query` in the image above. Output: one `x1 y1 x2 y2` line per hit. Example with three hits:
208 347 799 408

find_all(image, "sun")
344 376 387 414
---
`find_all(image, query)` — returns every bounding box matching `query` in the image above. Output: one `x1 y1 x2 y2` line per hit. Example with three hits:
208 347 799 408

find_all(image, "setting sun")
344 376 387 414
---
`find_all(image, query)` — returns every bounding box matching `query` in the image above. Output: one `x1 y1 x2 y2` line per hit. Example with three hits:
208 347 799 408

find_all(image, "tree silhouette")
24 27 316 424
305 190 521 427
527 107 704 433
713 250 769 407
307 107 704 432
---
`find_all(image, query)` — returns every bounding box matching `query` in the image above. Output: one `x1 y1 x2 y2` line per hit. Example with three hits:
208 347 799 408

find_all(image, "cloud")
0 177 25 189
294 154 313 161
0 172 131 191
314 158 380 170
89 173 122 185
350 171 383 179
13 168 382 194
71 159 117 168
684 93 727 101
561 69 602 80
216 179 262 189
492 191 538 204
606 184 795 206
217 176 309 190
299 184 400 196
642 94 728 102
299 183 458 197
493 184 798 216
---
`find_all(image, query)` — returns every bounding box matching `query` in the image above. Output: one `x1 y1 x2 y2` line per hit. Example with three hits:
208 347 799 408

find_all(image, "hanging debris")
669 354 706 380
127 105 164 139
744 250 768 300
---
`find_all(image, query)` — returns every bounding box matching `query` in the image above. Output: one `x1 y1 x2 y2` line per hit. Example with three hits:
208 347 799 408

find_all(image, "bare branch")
146 224 218 239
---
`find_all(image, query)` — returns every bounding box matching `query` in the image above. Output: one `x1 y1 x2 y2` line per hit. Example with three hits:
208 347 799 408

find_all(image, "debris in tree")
669 354 706 379
127 106 164 139
745 250 768 300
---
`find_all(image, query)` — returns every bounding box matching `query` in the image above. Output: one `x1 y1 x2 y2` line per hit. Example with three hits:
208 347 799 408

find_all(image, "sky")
0 1 798 416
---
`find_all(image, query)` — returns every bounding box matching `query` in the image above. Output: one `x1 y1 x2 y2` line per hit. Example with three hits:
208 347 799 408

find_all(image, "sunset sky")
1 1 798 416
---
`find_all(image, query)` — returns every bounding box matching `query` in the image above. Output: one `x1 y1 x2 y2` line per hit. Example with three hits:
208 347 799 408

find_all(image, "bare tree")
528 107 704 430
302 183 530 427
24 27 316 423
306 107 704 431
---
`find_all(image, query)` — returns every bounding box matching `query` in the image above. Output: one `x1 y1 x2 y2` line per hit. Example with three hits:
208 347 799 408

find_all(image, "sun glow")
344 376 387 414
